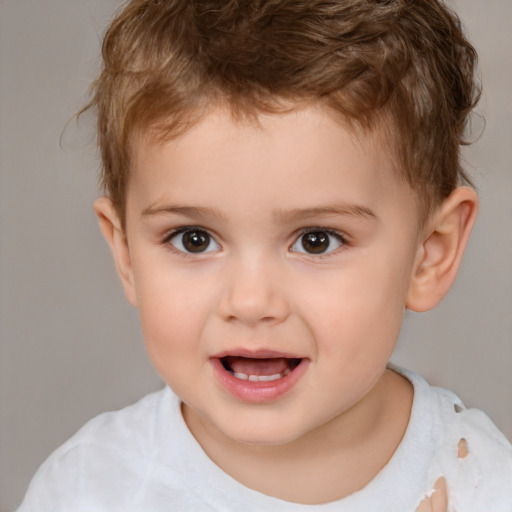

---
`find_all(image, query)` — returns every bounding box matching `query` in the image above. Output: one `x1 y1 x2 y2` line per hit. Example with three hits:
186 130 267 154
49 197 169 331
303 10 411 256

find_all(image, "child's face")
122 106 422 445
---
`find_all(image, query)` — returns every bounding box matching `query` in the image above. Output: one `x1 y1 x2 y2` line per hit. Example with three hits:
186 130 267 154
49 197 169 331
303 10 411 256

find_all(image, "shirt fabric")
17 367 512 512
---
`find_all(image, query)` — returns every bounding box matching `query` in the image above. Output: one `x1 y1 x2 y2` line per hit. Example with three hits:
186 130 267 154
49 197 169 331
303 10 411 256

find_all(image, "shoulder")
436 402 512 511
54 386 172 459
405 369 512 512
17 387 177 512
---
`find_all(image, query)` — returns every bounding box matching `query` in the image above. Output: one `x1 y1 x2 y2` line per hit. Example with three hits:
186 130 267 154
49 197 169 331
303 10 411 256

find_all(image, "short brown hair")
85 0 479 226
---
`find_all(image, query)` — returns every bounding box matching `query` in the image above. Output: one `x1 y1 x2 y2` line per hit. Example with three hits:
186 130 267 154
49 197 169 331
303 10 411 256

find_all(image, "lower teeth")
232 369 291 382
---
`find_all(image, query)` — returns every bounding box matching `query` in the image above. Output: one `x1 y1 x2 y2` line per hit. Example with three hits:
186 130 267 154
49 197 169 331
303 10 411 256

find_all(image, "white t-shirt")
17 367 512 512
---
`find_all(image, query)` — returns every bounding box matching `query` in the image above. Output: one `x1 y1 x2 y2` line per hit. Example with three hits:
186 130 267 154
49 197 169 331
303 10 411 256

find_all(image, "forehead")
132 104 384 177
128 105 418 226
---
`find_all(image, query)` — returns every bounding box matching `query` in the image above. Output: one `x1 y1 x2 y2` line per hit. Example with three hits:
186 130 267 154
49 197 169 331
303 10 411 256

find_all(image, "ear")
93 197 138 307
406 187 478 312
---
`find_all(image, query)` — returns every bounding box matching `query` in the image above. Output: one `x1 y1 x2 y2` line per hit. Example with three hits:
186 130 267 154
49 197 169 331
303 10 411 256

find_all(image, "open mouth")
220 356 302 382
211 352 309 402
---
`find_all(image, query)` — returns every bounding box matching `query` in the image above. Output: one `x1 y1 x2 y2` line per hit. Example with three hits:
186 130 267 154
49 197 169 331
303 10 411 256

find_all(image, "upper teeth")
233 368 291 382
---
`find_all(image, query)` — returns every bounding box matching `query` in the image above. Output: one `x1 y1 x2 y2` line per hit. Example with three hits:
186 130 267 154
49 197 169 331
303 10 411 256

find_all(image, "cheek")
138 295 211 398
299 258 410 356
132 263 214 373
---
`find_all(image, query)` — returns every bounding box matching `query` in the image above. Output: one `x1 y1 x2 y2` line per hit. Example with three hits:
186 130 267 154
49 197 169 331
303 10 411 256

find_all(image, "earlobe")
406 187 478 312
93 197 138 307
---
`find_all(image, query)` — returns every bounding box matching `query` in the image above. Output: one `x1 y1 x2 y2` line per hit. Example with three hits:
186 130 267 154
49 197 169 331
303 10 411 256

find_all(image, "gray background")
0 0 510 510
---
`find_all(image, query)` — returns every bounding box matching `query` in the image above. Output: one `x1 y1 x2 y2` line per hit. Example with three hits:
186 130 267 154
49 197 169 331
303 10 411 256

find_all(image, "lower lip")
210 357 310 403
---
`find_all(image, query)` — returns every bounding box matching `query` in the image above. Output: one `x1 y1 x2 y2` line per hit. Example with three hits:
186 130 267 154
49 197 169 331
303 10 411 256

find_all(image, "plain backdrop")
0 0 511 510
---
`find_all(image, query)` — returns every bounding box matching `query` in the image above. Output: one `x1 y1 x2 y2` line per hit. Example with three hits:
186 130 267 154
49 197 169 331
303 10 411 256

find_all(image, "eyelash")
291 227 347 257
161 226 348 257
161 226 221 257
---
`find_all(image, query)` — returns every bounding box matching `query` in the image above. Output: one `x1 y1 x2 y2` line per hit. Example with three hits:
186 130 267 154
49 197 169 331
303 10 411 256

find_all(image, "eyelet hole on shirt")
458 437 469 459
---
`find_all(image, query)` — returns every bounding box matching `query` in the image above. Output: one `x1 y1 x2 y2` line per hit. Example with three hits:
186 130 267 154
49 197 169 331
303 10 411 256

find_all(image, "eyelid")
162 226 221 254
290 227 347 256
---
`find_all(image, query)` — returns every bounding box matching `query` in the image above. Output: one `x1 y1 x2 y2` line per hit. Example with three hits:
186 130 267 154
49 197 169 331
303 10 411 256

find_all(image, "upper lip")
210 348 305 360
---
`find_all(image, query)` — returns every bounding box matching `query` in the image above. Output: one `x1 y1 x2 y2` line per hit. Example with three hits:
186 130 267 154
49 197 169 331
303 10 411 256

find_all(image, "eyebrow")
272 204 377 223
142 203 376 223
141 205 228 220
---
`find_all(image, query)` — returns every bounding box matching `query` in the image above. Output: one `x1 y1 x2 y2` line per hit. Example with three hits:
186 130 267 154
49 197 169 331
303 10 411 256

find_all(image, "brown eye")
302 232 329 254
170 229 219 253
291 230 343 255
183 231 210 252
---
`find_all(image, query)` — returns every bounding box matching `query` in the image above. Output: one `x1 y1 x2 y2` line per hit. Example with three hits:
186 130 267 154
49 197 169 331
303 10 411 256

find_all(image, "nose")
217 257 290 327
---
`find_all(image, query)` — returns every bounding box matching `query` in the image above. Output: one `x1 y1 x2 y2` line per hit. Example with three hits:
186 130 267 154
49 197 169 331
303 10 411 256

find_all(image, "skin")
95 105 477 506
416 478 448 512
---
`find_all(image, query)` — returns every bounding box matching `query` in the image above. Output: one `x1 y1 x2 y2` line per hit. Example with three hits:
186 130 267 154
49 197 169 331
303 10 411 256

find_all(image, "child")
17 0 512 510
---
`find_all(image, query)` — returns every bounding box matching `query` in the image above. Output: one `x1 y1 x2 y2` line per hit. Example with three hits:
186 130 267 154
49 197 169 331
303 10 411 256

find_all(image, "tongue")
227 357 290 376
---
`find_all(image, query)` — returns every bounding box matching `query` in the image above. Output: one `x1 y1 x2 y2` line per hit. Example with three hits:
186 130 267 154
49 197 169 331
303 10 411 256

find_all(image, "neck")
183 369 413 505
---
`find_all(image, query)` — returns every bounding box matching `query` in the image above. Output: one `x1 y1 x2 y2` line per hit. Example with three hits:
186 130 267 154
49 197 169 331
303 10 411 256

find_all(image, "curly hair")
85 0 480 226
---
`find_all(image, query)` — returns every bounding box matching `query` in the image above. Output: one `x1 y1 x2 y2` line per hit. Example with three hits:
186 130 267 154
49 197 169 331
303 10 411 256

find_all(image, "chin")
218 416 309 447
